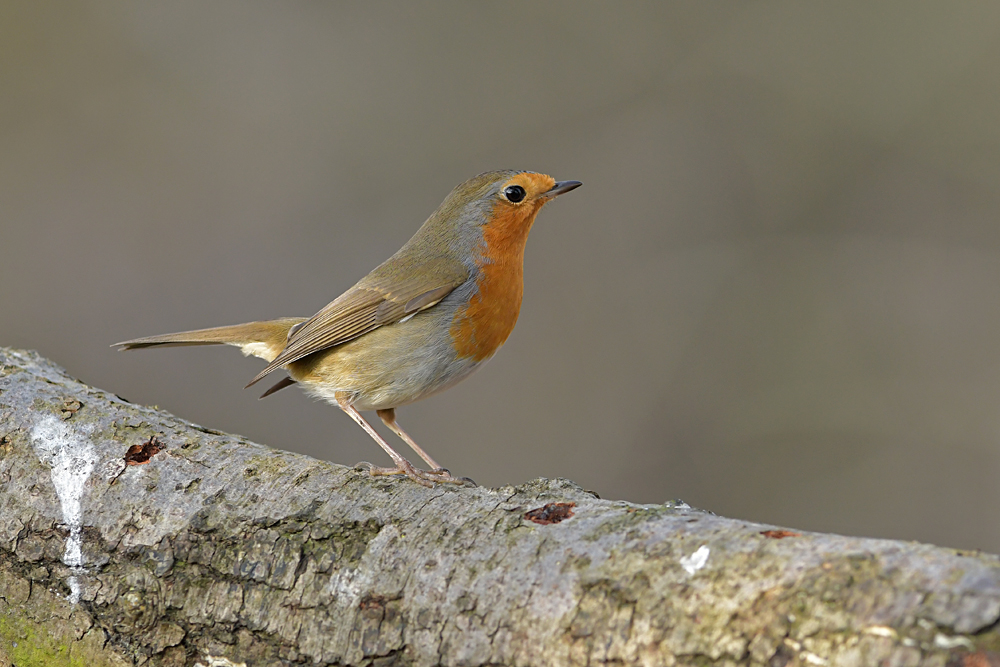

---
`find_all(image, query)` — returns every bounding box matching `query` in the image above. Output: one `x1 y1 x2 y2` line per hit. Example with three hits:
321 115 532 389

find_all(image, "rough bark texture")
0 347 999 667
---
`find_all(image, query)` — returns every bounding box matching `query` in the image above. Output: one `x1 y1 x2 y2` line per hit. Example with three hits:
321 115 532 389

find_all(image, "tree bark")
0 347 998 667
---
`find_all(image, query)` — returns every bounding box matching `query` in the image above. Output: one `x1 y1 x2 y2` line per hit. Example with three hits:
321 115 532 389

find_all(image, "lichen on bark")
1 347 999 666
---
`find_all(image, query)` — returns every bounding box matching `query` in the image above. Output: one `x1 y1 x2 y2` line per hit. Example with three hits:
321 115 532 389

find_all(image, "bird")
114 170 581 486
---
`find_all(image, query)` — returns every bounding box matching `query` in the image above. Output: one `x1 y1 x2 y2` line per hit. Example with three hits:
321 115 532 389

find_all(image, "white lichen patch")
933 633 974 650
679 544 710 575
30 415 97 604
863 625 898 639
801 651 829 666
195 655 247 667
780 638 831 666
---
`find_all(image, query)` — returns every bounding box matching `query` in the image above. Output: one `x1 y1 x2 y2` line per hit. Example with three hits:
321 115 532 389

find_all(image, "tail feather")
113 317 307 363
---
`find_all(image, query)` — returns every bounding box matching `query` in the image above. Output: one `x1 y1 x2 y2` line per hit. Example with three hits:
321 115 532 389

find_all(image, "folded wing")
246 257 468 387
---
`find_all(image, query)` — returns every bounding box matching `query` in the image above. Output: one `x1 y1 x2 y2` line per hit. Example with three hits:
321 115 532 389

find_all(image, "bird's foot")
355 460 472 487
419 467 477 486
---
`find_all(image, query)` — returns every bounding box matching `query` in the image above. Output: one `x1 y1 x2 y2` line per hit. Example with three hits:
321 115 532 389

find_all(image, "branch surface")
0 347 998 667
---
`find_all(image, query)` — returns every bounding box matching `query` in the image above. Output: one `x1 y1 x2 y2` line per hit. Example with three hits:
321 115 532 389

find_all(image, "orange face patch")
449 173 557 361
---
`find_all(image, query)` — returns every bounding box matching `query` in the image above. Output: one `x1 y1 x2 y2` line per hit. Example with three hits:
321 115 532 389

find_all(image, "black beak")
543 180 582 198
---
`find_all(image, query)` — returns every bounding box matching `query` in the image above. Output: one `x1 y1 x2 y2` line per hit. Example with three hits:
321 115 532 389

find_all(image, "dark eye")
503 185 526 203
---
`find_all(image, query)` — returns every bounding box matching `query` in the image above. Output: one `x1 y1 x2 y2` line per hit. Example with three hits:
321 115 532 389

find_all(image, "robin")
115 170 581 486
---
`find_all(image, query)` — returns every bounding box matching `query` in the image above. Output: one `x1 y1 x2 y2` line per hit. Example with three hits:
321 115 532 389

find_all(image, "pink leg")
335 394 465 486
377 408 466 484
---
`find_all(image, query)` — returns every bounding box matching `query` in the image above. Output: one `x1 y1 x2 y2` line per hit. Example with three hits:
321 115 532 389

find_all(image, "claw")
359 459 434 487
355 460 471 487
418 467 471 485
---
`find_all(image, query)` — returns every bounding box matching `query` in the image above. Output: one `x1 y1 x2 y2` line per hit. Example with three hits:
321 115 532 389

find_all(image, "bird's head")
439 170 581 243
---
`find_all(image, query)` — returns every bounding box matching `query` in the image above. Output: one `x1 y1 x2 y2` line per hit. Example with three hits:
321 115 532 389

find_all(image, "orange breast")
450 202 538 362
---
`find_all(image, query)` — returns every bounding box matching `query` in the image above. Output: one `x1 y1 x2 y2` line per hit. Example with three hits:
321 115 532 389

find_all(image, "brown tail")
113 317 307 363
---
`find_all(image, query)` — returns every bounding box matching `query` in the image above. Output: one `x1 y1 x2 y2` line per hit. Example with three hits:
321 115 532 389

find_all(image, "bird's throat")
449 203 541 362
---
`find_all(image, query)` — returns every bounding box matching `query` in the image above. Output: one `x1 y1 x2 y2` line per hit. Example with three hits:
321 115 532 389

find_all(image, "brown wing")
246 257 468 387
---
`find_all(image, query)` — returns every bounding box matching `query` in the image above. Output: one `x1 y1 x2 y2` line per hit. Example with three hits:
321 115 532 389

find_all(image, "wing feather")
246 257 468 386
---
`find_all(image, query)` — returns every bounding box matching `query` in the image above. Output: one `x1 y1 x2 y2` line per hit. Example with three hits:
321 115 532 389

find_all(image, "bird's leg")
334 395 455 486
377 408 469 484
335 400 432 487
376 408 441 469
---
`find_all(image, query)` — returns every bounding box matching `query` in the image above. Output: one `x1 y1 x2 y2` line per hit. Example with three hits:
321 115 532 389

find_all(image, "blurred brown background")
3 2 999 552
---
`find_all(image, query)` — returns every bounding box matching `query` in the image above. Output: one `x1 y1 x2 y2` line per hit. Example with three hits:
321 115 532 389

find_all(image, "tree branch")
0 347 998 666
